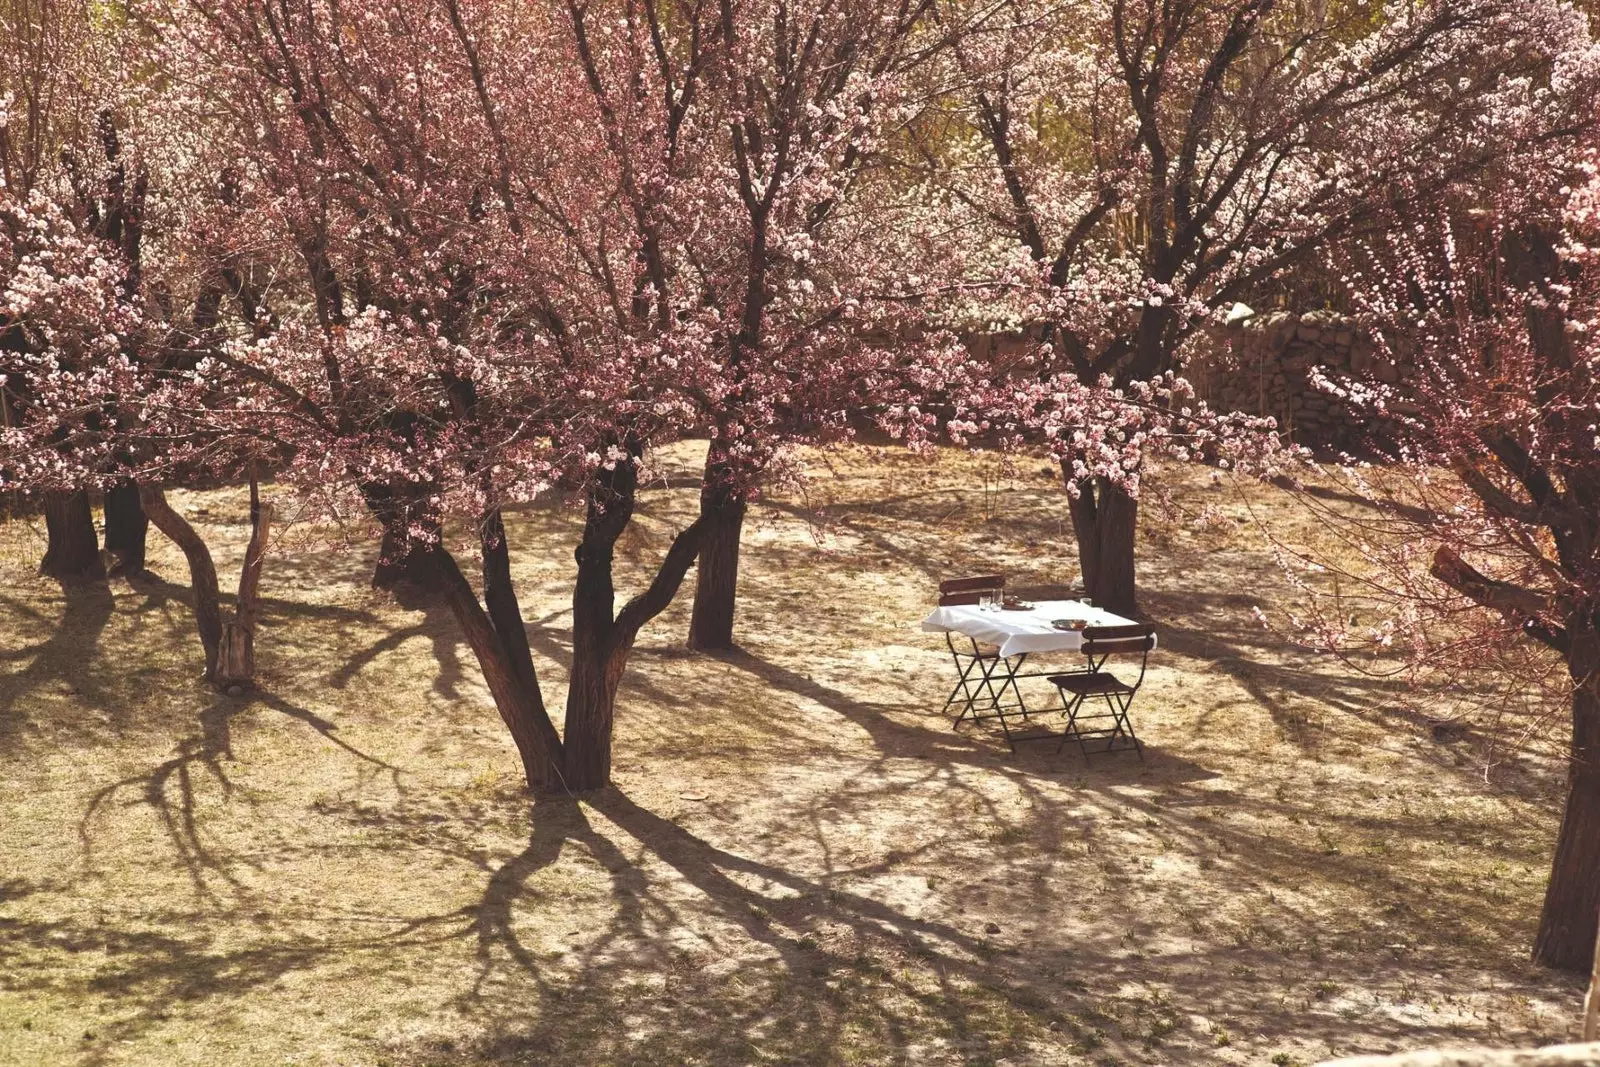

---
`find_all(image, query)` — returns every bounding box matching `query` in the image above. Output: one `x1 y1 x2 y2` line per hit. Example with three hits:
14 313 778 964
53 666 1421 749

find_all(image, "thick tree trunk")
564 454 706 791
40 490 104 580
1533 629 1600 972
1064 472 1138 618
215 503 273 690
687 490 746 651
564 630 626 792
371 496 442 592
138 485 222 682
102 479 148 576
564 468 632 792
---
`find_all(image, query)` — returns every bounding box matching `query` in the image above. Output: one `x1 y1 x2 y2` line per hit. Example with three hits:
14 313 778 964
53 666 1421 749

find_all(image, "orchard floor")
0 444 1587 1067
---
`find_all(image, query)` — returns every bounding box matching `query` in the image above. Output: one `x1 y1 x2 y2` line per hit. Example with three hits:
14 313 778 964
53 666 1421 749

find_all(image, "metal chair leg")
944 655 984 722
947 635 1032 729
1056 692 1092 762
944 635 990 724
990 654 1029 719
1110 694 1144 760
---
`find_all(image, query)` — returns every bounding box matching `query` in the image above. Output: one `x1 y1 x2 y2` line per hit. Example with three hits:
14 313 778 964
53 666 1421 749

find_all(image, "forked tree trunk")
364 481 443 592
1533 628 1600 972
687 489 746 651
102 479 148 576
564 455 706 791
138 485 222 681
215 503 273 690
1065 472 1138 618
371 461 703 795
426 519 566 793
40 490 104 580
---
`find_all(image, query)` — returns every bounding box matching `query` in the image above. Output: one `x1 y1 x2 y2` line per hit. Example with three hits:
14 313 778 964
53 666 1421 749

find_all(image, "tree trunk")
427 528 566 793
1064 472 1138 617
481 510 539 695
102 479 148 576
138 485 222 682
564 629 626 792
215 502 273 690
40 490 104 580
564 466 633 792
688 490 746 651
372 507 443 591
369 495 441 588
564 454 706 791
1533 628 1600 972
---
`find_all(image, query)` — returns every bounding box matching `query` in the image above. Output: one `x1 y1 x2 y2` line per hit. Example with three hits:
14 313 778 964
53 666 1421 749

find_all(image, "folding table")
920 599 1152 740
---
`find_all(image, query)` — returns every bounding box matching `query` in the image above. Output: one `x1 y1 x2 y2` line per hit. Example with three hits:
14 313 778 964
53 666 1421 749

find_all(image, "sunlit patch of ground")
0 443 1585 1066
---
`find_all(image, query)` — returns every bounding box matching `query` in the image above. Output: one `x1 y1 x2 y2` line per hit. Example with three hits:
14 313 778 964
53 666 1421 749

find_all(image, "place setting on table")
919 575 1157 759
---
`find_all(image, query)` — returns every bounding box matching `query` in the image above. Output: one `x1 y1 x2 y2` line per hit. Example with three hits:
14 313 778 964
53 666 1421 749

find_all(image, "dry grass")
0 443 1587 1067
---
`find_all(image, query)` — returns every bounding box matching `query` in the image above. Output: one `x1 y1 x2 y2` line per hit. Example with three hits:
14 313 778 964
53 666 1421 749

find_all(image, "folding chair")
937 575 1027 726
1045 623 1156 761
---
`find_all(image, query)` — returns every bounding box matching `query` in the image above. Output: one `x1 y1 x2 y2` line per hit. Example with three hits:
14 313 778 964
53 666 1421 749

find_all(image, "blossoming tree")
1 0 136 579
668 0 966 649
1271 154 1600 969
924 0 1599 615
125 0 963 790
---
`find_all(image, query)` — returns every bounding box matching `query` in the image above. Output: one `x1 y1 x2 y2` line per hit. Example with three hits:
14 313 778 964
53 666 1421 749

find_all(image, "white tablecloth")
920 599 1150 659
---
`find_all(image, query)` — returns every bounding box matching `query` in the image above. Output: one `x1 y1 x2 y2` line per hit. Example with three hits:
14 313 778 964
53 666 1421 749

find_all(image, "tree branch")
1430 546 1568 654
611 516 708 651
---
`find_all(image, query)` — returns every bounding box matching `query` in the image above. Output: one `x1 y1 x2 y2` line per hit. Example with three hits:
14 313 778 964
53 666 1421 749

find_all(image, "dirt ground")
0 443 1587 1067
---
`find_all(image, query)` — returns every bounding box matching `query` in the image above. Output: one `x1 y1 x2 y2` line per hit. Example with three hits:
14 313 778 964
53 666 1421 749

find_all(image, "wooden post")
216 502 273 691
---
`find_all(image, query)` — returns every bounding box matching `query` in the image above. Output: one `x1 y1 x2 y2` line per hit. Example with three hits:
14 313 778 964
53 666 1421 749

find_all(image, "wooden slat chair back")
1081 624 1156 679
938 574 1005 606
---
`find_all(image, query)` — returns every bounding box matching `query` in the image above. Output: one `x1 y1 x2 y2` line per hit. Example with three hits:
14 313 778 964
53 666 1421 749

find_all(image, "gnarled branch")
1430 546 1568 655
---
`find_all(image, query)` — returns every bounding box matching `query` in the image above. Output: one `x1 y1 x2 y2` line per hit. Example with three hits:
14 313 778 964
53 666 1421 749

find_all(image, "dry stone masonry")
1191 308 1413 453
965 309 1410 455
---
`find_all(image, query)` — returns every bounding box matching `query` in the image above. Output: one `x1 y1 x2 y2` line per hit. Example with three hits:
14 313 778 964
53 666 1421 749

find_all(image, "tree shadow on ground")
6 704 1577 1067
0 579 115 744
0 683 426 1059
78 688 404 904
374 778 1572 1067
390 788 1076 1066
327 583 467 700
1144 585 1413 742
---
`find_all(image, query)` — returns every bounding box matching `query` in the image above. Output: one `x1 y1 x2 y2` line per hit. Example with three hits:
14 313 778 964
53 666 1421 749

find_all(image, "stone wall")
963 310 1408 453
1188 308 1409 453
